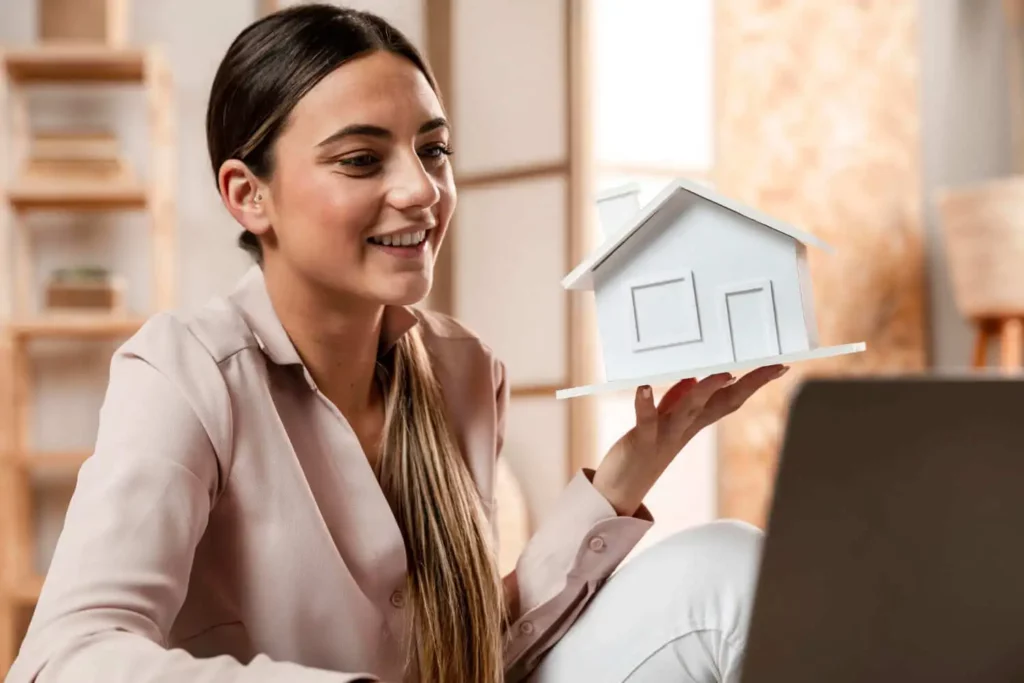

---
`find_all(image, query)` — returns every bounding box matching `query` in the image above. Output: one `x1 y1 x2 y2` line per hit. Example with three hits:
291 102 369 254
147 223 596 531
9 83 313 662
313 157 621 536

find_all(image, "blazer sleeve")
6 339 379 683
494 360 653 682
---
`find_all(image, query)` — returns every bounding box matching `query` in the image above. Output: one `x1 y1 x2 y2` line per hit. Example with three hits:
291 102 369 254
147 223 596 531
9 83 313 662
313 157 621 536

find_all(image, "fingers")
696 364 789 430
657 372 734 441
670 372 736 418
634 384 658 429
657 377 698 414
664 365 790 443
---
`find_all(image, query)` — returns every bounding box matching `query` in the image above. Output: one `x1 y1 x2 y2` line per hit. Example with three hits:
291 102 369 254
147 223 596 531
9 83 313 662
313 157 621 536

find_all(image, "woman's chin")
375 275 432 307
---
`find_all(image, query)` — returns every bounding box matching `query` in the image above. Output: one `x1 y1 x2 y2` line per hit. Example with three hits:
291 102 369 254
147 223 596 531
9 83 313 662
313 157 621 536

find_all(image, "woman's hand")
592 364 789 517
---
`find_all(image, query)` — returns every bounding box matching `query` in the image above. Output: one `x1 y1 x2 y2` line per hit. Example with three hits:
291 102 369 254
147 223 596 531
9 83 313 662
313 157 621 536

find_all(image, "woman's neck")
262 264 384 419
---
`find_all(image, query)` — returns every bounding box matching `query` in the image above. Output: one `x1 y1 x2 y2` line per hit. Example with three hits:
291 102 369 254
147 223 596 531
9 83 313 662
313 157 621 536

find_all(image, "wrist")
591 464 642 517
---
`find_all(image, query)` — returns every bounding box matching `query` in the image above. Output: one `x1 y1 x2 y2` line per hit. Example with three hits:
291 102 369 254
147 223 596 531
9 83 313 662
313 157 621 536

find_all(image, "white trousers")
529 519 763 683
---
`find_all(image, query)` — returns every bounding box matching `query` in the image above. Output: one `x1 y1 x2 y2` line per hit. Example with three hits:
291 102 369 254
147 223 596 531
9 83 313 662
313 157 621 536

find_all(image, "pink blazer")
7 266 652 683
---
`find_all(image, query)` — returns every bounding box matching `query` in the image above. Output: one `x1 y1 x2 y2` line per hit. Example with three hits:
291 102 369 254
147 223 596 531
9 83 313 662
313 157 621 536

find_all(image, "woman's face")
259 50 455 307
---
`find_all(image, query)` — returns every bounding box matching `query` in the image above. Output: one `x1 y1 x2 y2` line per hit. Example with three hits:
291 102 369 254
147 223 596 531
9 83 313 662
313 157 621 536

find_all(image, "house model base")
556 178 867 401
555 342 866 399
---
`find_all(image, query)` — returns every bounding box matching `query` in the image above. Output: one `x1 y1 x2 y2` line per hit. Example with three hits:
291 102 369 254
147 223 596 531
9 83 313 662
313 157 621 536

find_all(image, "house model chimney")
595 183 641 241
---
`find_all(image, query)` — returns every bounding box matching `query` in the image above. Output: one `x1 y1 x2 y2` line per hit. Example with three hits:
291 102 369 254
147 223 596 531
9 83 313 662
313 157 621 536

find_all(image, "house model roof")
562 177 834 291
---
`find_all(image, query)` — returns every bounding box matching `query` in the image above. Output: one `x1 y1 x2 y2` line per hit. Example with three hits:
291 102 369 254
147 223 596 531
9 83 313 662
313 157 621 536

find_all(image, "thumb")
634 385 657 431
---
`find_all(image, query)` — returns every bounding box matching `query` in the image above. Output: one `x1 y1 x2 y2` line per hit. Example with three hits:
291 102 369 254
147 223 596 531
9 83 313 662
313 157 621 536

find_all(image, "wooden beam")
3 46 147 83
456 162 568 190
146 50 176 311
7 343 31 606
425 0 455 315
9 314 145 339
566 0 598 477
0 55 16 680
509 383 561 399
1004 0 1024 173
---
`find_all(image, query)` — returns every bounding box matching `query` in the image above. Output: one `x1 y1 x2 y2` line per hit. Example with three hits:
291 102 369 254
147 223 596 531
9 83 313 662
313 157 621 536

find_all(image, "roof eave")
560 263 594 290
560 177 837 289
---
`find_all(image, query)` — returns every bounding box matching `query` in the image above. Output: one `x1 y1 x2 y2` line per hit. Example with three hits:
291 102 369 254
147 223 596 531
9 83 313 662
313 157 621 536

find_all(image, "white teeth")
370 230 428 247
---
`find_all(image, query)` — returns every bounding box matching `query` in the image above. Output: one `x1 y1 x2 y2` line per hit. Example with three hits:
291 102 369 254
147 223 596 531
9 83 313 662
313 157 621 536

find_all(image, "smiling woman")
205 8 502 681
207 22 454 309
4 4 781 683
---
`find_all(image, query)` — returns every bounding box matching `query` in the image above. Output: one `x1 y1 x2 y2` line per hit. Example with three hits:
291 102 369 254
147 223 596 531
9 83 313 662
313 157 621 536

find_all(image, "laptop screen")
741 377 1024 683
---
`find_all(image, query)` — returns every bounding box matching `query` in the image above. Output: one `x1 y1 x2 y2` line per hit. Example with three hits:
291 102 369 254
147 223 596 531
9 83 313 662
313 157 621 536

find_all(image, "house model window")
556 179 866 399
629 269 702 352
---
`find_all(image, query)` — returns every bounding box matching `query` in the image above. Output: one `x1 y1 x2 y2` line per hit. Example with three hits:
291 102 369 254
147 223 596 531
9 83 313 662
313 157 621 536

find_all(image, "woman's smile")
366 226 434 259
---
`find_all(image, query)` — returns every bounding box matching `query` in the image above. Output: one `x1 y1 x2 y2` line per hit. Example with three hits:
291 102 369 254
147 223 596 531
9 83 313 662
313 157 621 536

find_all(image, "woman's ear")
217 159 272 236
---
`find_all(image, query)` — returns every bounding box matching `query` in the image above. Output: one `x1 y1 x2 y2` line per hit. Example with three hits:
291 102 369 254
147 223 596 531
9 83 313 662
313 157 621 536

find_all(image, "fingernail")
640 385 652 398
775 366 789 377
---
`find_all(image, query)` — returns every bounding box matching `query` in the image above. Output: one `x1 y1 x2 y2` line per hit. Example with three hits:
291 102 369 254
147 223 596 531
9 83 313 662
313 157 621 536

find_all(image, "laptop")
740 376 1024 683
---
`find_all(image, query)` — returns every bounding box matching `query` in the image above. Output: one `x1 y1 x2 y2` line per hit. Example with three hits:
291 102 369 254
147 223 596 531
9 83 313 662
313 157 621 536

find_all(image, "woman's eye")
338 153 379 168
420 143 453 160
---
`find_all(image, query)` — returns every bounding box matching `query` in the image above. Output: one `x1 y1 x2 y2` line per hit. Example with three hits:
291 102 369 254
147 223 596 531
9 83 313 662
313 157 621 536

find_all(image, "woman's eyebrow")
317 124 390 147
419 117 449 134
317 118 449 148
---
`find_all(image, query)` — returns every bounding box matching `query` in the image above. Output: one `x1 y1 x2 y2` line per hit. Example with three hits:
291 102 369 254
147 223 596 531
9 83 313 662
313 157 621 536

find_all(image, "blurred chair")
936 177 1024 369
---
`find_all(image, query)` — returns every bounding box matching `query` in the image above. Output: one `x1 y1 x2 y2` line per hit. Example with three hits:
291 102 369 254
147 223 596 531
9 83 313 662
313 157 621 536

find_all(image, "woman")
7 5 787 683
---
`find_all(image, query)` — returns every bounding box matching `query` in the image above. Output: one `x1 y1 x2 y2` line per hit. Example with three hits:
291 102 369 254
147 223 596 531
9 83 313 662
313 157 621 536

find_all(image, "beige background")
715 0 929 525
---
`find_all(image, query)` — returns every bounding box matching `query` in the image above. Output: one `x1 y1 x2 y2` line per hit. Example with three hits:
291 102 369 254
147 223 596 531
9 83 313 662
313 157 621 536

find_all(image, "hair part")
206 5 505 681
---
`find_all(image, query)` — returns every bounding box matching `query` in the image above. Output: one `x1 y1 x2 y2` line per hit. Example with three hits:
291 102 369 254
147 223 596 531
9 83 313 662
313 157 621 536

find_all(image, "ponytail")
377 328 506 682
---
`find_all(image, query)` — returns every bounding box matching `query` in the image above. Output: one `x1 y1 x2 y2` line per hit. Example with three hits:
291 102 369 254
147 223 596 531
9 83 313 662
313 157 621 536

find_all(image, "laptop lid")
740 377 1024 683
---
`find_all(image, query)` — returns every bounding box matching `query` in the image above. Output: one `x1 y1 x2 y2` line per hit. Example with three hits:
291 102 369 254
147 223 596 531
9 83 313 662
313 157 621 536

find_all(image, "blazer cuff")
515 467 652 610
503 469 652 679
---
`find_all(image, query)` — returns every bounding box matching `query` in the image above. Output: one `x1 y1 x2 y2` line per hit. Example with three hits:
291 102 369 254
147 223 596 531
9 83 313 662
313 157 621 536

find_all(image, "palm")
593 364 788 516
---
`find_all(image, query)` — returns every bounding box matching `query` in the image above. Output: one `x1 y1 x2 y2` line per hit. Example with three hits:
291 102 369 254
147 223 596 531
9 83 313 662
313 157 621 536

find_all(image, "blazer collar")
228 265 419 367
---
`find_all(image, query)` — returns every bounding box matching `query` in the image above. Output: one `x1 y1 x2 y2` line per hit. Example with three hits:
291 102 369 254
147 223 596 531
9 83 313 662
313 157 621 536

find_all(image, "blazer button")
588 536 606 552
519 621 535 636
390 590 405 608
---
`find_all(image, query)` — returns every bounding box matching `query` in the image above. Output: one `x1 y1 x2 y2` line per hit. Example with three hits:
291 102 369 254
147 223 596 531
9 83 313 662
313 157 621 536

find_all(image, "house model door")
720 280 781 362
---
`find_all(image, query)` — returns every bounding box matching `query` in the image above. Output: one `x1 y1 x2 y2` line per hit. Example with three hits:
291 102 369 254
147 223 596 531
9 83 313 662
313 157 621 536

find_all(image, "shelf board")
7 181 148 212
9 575 42 604
10 314 146 339
2 45 148 83
10 450 90 473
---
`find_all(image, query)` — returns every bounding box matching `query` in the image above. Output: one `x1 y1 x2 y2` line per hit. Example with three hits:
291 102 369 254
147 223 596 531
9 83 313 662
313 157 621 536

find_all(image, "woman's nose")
388 155 441 210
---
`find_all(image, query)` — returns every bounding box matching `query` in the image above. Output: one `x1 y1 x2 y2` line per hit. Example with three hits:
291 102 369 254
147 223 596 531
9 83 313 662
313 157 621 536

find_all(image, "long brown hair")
205 5 505 681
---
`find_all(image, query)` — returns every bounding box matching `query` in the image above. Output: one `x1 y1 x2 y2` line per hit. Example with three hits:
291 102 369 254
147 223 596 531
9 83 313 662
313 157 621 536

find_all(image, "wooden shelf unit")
3 46 148 83
9 314 146 338
8 181 149 211
0 44 176 676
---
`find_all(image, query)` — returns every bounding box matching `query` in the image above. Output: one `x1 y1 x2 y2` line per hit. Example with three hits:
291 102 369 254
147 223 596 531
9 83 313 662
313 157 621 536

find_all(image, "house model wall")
556 179 865 399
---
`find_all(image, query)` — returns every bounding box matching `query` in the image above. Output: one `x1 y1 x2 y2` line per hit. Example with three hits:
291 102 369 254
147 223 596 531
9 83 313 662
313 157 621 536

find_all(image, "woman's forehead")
287 52 444 139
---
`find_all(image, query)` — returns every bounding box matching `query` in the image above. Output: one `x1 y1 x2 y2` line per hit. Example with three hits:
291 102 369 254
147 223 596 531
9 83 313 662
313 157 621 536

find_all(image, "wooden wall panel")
502 396 567 531
452 0 567 175
453 177 568 386
341 0 424 49
714 0 927 526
